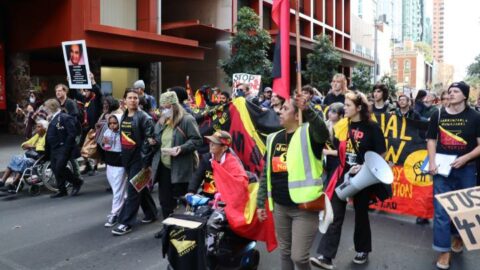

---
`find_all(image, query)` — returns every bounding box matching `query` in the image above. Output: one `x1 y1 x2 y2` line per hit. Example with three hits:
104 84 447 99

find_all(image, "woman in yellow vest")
256 94 329 270
310 91 387 269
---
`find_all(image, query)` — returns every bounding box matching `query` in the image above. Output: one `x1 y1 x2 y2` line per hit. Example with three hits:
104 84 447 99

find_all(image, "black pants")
317 187 372 259
50 153 80 193
157 162 188 219
118 160 157 226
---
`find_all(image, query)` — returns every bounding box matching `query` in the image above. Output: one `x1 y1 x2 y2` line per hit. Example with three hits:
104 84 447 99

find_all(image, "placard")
435 186 480 251
62 40 92 89
232 73 261 93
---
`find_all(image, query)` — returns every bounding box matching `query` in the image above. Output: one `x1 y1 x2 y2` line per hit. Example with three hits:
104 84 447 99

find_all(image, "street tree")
379 74 397 97
415 42 433 63
351 62 372 93
303 35 341 94
219 7 272 86
467 54 480 78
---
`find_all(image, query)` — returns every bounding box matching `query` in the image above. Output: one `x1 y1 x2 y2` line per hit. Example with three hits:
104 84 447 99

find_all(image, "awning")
162 20 231 43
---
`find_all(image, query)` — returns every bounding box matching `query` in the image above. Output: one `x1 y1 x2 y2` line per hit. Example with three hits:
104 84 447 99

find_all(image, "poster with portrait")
61 40 92 89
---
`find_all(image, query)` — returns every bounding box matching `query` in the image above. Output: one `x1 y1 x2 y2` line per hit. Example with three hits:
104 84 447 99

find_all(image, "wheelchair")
16 155 73 196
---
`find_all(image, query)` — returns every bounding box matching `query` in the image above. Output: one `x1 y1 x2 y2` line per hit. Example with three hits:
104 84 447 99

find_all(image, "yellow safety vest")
266 123 324 210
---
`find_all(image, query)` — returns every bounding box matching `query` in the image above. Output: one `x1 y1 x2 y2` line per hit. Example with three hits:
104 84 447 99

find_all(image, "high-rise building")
423 17 432 45
402 0 424 42
432 0 444 62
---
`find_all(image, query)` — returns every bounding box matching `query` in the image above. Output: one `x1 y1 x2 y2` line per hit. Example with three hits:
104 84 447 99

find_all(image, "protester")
323 102 344 187
71 73 103 176
421 92 437 119
151 91 202 238
44 99 83 198
394 94 421 120
15 91 47 139
323 73 347 105
371 83 391 113
260 87 273 108
426 81 480 270
302 85 324 118
440 90 449 108
111 89 157 236
169 86 193 114
312 90 388 269
256 94 329 270
219 91 230 104
133 79 157 110
269 93 284 115
0 120 48 192
187 130 233 197
101 114 126 228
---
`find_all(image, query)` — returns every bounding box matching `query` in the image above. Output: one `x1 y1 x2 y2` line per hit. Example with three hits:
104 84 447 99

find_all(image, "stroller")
162 194 260 270
12 155 73 196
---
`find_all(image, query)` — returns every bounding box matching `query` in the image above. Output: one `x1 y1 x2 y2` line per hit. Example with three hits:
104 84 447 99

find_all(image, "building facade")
402 0 424 42
392 40 432 91
432 0 444 62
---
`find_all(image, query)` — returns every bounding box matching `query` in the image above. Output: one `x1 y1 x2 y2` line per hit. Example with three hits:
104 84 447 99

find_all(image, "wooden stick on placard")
295 0 303 124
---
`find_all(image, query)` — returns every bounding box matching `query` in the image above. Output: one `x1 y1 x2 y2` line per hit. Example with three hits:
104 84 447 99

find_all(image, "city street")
0 170 479 270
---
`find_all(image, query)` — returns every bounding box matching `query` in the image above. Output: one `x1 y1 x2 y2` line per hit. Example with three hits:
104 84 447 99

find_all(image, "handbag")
81 129 100 159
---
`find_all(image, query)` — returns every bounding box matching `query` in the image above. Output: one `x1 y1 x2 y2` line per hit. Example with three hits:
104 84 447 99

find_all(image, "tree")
219 7 272 86
467 54 480 78
414 42 433 63
303 35 341 93
351 63 372 93
379 74 397 97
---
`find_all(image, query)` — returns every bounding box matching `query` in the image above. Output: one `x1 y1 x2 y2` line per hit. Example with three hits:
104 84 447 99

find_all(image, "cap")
133 80 145 89
160 91 179 106
205 130 232 146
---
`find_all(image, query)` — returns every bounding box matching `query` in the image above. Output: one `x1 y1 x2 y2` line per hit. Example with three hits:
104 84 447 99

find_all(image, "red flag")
272 0 290 100
212 153 278 252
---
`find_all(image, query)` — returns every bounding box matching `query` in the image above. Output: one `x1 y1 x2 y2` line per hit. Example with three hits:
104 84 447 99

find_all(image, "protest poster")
232 73 262 93
436 186 480 251
61 40 92 89
129 168 151 192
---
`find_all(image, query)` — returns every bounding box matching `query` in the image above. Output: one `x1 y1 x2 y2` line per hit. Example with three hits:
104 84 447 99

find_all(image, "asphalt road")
1 170 479 270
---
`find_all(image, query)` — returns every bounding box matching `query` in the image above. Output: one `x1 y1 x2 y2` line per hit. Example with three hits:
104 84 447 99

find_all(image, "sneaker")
112 224 132 236
104 215 118 228
310 255 333 270
141 217 157 224
353 252 369 264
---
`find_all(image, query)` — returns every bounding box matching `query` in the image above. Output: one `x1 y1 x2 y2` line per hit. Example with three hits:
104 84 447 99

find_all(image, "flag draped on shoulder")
272 0 290 100
212 152 278 252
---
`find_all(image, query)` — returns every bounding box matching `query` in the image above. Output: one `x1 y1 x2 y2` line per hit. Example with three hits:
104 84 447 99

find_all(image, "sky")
443 0 480 80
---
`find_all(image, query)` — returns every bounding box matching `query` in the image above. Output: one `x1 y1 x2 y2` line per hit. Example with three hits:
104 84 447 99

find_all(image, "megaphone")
335 151 393 201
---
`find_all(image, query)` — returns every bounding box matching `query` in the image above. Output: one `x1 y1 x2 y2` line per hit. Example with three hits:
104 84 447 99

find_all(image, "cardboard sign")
61 40 92 89
435 186 480 251
232 73 261 93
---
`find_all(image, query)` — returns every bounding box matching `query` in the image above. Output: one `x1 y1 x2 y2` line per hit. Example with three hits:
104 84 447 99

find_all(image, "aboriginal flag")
272 0 290 100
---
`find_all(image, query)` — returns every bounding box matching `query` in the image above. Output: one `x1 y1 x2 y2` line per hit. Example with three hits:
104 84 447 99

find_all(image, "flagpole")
295 0 302 124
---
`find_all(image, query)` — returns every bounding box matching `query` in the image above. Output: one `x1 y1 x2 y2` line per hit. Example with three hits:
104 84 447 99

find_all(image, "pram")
12 155 73 196
162 194 260 270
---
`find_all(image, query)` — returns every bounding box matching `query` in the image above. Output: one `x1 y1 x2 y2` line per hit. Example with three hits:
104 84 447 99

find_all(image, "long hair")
345 90 371 122
333 73 348 94
170 102 185 127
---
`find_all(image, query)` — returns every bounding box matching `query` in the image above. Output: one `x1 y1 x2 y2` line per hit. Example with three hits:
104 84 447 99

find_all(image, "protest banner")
436 186 480 251
369 113 433 218
61 40 92 89
232 73 262 93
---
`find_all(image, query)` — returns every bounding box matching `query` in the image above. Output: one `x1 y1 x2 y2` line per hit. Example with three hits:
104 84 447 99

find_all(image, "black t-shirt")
372 104 389 114
335 120 386 168
426 107 480 156
269 130 296 207
120 116 138 166
323 93 345 105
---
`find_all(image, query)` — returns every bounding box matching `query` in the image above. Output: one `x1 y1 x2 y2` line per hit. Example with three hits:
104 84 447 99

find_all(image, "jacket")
152 113 202 184
72 84 103 130
45 112 80 160
120 109 155 168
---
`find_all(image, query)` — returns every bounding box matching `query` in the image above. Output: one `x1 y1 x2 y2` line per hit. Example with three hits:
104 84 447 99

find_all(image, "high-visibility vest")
265 123 324 210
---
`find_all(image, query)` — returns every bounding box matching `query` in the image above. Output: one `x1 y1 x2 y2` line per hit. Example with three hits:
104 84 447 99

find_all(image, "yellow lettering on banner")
393 182 413 198
384 115 398 138
399 117 412 141
385 140 406 164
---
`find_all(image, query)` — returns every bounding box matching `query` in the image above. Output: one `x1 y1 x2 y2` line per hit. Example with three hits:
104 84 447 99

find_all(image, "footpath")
0 133 24 174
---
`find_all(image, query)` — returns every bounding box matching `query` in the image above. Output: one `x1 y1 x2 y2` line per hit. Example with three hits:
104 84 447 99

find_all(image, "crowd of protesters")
1 71 479 270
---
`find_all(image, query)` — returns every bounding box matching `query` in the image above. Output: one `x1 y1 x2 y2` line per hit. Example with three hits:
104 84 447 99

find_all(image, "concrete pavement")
0 133 25 173
1 170 479 270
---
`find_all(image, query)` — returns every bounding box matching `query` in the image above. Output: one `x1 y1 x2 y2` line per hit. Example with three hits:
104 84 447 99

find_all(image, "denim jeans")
433 164 476 252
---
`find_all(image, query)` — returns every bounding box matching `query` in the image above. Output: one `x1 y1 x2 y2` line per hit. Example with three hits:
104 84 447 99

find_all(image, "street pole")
295 0 302 124
373 18 378 84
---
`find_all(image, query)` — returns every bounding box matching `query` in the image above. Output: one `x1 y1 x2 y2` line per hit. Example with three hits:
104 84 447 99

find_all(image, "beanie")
133 80 145 89
448 81 470 100
160 91 179 106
